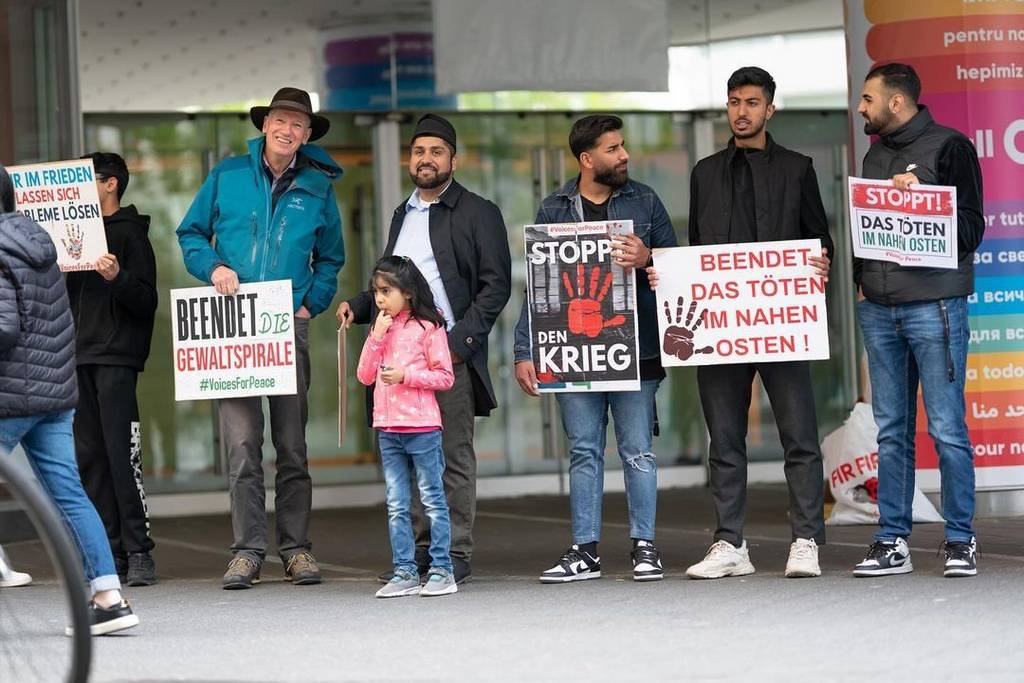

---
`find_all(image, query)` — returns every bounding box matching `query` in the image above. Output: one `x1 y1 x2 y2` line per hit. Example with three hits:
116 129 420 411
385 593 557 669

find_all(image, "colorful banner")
845 0 1024 489
652 239 830 367
7 159 107 272
171 280 296 401
319 28 456 111
525 220 640 392
848 177 958 268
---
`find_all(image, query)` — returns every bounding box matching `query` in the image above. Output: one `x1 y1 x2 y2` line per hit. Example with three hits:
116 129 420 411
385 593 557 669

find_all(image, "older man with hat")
337 114 511 584
177 87 344 589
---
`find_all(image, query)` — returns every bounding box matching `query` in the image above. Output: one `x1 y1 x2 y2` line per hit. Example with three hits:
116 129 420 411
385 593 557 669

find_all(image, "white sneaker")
686 540 756 579
785 538 821 578
0 546 32 588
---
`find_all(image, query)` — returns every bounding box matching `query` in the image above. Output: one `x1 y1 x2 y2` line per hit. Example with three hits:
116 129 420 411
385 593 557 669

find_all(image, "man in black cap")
178 87 345 589
337 114 511 584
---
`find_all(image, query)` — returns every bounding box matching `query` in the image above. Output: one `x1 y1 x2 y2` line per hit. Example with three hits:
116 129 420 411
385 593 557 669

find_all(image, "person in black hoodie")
68 152 158 586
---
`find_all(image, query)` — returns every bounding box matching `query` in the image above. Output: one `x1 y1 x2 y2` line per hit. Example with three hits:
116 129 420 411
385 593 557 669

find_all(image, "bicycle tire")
0 455 92 683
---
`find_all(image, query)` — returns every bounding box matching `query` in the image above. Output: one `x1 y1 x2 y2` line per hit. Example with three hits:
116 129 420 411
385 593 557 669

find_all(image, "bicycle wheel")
0 454 91 683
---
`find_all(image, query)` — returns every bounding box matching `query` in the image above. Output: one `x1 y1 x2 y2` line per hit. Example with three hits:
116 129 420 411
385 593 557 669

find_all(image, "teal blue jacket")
176 137 345 316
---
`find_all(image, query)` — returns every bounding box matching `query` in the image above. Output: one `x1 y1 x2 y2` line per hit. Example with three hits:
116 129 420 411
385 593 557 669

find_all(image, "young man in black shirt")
679 67 833 579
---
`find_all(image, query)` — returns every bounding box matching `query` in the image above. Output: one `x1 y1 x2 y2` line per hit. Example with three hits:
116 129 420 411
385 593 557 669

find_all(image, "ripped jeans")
556 380 660 544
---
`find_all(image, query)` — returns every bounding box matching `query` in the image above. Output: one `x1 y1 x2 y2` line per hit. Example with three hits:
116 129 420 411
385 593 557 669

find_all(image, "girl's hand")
371 310 393 340
380 366 405 385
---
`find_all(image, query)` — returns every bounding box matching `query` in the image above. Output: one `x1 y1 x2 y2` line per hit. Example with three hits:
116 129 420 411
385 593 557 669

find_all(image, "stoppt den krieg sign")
525 220 640 392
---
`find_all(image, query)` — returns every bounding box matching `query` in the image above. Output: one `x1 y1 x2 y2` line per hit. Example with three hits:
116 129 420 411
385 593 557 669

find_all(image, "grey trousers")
412 362 477 562
219 317 312 564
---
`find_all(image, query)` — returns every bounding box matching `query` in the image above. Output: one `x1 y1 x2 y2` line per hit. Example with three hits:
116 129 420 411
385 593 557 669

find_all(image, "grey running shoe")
420 567 458 597
375 569 422 598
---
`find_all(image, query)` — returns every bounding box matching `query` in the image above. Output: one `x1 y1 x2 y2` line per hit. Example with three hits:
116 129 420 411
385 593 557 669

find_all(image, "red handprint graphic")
662 296 713 361
562 263 625 338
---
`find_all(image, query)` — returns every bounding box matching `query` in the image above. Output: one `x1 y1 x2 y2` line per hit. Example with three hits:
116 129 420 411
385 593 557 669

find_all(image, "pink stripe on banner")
324 36 391 66
984 200 1024 241
923 91 1024 202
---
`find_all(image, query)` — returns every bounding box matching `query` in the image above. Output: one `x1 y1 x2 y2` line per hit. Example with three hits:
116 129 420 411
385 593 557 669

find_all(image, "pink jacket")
356 311 454 430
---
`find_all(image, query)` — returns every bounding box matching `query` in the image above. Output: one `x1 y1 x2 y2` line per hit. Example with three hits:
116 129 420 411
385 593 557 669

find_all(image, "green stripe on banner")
969 315 1024 354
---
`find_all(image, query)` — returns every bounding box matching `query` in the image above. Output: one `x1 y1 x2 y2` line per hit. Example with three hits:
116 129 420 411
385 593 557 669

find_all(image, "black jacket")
856 107 985 304
0 213 78 417
347 180 512 417
689 134 834 257
66 205 158 370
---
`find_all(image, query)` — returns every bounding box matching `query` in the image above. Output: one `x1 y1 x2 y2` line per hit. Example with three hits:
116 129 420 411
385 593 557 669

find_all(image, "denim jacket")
513 176 677 363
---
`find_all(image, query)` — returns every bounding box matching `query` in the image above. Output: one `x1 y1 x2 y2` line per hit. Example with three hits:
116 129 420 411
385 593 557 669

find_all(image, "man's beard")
593 165 628 188
862 109 893 135
410 165 451 189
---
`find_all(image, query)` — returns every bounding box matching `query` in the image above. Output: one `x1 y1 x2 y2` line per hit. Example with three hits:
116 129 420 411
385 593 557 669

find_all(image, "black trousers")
74 364 154 558
697 361 825 546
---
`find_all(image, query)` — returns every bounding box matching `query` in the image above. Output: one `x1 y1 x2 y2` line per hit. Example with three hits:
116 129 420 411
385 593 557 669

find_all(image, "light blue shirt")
393 181 456 330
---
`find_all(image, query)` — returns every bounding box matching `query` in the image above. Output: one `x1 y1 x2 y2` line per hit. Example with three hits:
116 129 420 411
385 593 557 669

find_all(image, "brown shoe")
284 552 322 585
222 556 261 590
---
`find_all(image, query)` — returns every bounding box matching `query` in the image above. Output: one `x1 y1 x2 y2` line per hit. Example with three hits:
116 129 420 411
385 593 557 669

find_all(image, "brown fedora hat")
250 87 330 141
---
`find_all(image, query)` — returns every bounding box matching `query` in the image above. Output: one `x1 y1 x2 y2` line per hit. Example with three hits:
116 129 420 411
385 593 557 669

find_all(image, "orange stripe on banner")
967 352 1024 392
866 17 1024 61
914 389 1024 431
916 428 1024 469
866 53 1024 95
866 1 1024 23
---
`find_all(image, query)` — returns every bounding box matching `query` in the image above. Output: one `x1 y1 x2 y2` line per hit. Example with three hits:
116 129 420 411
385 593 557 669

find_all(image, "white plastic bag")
823 402 943 526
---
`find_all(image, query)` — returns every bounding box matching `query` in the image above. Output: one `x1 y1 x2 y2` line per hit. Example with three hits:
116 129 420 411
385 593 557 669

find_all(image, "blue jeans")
379 430 452 574
858 297 975 543
556 380 660 544
0 409 120 593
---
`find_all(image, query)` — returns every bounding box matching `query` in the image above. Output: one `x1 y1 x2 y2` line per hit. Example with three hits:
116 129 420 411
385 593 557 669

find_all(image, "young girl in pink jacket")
356 256 457 598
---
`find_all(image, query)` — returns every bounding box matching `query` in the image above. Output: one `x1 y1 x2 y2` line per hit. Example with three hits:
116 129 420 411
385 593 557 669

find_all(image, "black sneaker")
943 537 978 577
66 599 140 637
539 545 601 583
853 538 913 577
222 555 261 590
126 552 157 586
631 541 664 582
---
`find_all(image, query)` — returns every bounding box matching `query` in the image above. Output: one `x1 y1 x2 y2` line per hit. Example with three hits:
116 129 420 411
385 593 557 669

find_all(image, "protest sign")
525 220 640 392
171 280 297 401
653 239 829 367
848 176 958 269
7 159 107 272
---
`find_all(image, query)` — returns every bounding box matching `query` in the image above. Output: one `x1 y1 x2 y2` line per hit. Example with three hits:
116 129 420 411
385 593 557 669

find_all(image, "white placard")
653 239 830 366
172 280 297 401
848 176 958 269
7 159 107 272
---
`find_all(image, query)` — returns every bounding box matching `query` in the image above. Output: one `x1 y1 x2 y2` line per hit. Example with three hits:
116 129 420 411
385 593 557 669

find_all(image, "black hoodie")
66 205 157 370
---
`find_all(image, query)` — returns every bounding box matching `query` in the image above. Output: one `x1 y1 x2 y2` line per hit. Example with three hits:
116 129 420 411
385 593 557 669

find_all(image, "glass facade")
82 109 857 494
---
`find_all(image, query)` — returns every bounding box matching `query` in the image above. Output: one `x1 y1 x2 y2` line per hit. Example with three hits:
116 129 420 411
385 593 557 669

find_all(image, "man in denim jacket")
513 115 676 583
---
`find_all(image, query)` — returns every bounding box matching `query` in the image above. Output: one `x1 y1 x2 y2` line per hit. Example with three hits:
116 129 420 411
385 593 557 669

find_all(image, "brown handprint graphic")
562 263 625 338
663 296 713 361
61 224 84 260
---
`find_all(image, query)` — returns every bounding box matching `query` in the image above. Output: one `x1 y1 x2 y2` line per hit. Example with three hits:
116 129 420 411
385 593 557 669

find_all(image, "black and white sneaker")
853 538 913 577
66 599 140 636
631 541 664 582
539 545 601 583
943 537 978 577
